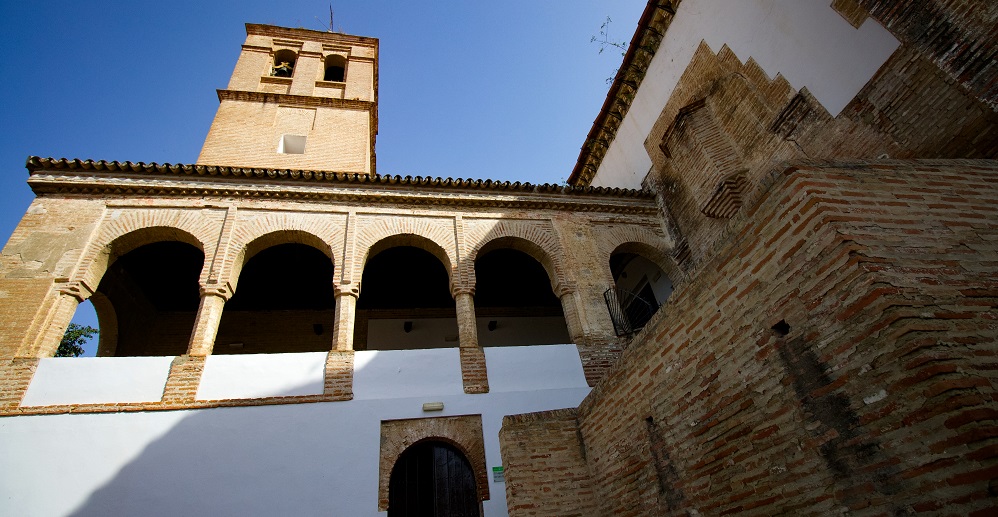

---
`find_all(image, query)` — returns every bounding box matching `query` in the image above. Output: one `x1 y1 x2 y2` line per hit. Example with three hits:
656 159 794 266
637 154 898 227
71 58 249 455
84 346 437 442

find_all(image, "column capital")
334 283 360 299
57 280 94 302
452 286 476 298
199 284 232 301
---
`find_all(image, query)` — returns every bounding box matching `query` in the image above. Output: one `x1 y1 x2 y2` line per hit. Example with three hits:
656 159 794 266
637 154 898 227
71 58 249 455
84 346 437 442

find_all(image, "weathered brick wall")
199 25 377 172
854 0 998 111
503 160 998 515
459 345 490 394
0 197 104 356
645 40 996 273
500 408 599 517
197 99 372 173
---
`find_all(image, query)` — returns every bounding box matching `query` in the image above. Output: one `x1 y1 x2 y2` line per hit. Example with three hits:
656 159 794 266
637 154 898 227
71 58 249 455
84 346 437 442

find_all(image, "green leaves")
56 323 99 357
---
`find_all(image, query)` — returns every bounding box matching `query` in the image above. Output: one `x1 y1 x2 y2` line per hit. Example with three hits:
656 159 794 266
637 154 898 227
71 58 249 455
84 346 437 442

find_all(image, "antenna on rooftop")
315 4 334 32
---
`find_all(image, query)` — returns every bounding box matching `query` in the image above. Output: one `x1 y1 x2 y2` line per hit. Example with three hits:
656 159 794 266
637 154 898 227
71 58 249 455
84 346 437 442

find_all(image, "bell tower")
198 24 378 174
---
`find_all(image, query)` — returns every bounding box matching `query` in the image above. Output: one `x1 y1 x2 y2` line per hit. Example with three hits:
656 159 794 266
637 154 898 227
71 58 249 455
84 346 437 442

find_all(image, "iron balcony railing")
604 286 661 337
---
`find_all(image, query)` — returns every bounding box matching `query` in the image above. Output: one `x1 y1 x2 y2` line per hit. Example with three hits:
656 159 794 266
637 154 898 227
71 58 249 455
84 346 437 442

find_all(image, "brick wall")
500 408 599 516
855 0 998 111
502 160 998 515
199 25 378 173
645 40 996 272
197 99 372 173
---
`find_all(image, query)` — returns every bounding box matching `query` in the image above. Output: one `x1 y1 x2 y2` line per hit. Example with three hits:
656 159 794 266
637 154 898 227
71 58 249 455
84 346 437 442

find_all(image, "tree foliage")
56 323 99 357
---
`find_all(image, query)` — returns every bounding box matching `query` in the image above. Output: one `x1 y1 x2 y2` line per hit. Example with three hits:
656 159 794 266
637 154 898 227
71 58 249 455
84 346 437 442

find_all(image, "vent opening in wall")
278 134 307 154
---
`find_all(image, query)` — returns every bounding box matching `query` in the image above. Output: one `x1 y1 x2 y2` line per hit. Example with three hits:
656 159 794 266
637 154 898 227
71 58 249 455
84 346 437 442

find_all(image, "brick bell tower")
198 24 378 174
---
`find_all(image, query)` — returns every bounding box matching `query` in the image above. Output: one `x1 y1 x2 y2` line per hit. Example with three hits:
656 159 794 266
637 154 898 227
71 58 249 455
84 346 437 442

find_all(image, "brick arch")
76 214 214 298
378 416 488 512
598 225 678 283
471 235 563 297
359 233 454 294
352 216 456 286
226 229 336 295
89 292 119 357
221 211 345 292
464 220 568 295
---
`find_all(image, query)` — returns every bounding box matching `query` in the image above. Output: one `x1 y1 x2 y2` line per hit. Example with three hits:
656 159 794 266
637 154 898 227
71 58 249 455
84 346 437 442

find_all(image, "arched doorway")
388 441 479 517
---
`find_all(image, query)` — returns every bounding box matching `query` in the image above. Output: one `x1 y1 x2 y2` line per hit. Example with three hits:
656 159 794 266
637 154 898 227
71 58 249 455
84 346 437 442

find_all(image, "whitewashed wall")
21 356 174 406
0 345 589 517
593 0 900 188
197 352 327 400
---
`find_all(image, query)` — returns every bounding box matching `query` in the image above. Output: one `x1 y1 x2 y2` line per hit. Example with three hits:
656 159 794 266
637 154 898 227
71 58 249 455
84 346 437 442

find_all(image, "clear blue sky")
0 0 646 354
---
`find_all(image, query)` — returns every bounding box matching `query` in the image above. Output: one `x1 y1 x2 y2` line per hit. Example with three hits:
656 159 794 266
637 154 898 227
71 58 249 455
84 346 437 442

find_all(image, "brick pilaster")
0 358 39 409
459 346 489 394
323 350 354 400
161 355 206 405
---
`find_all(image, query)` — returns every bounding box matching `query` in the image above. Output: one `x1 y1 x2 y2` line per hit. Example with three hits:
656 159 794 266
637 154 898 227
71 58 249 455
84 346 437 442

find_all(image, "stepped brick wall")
501 160 998 516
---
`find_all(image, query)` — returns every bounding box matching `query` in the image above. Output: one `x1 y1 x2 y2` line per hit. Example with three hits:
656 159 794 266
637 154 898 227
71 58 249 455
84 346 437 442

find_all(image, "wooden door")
388 441 479 517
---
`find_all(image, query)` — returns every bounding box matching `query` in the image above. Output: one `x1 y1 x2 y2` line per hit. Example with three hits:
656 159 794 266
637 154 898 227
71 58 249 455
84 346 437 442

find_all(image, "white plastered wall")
592 0 900 189
21 356 175 406
0 345 589 517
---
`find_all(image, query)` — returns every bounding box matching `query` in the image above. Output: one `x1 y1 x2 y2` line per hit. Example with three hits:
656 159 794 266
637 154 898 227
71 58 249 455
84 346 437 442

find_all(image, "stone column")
187 285 231 356
332 283 359 351
453 286 488 394
557 287 587 345
454 288 479 349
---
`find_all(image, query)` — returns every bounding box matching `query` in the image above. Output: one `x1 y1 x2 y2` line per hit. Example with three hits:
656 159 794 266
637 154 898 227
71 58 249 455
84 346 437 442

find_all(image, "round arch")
78 225 208 296
377 416 490 512
470 235 563 295
323 54 346 82
388 439 479 516
608 241 677 283
92 237 205 356
228 229 335 296
272 49 297 77
89 291 118 357
607 241 675 336
361 233 454 292
596 223 679 284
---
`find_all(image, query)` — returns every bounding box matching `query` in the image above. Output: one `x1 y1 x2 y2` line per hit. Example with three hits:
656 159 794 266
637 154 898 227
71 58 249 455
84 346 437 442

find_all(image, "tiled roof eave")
568 0 679 187
24 157 658 210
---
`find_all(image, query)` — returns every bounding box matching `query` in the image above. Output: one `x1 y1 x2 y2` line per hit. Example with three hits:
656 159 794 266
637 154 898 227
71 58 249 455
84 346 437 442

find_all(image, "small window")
277 134 306 154
272 49 297 77
323 55 346 82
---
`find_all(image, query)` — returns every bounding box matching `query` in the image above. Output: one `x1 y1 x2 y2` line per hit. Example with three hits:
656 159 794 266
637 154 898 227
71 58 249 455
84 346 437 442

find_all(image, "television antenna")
315 4 334 32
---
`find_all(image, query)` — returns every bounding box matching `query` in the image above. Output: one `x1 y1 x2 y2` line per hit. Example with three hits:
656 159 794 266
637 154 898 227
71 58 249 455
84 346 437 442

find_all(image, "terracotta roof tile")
26 156 655 199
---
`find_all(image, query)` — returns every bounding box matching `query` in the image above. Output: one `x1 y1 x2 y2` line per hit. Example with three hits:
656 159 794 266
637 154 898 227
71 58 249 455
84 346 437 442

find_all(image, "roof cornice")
24 157 658 214
216 89 374 111
245 23 378 48
568 0 680 187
